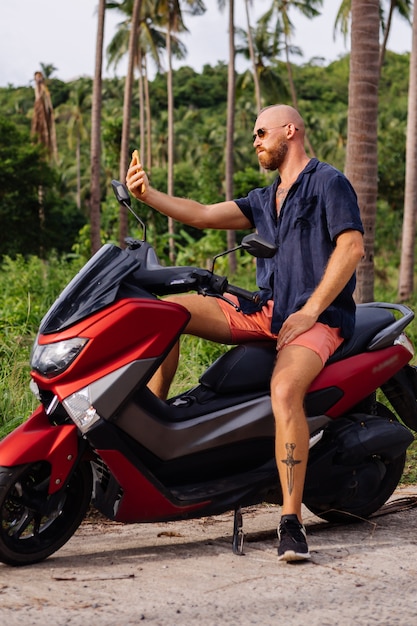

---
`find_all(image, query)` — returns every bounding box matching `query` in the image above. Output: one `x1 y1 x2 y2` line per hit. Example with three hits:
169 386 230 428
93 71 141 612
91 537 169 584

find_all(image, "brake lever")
214 294 242 311
197 287 242 311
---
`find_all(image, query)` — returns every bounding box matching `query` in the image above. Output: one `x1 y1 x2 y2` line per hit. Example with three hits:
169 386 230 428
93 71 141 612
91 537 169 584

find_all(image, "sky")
0 0 413 88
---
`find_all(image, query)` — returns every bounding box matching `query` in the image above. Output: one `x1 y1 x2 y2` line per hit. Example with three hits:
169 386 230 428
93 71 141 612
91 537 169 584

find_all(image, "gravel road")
1 485 417 626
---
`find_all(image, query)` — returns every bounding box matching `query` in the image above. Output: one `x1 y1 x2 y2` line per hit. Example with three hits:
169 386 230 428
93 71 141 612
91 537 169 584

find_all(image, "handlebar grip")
227 284 260 303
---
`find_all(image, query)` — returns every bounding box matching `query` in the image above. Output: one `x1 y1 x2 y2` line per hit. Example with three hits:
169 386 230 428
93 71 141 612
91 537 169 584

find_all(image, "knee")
270 375 304 418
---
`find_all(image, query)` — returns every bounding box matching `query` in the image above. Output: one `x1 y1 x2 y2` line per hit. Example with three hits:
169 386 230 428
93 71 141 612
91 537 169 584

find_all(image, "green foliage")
404 445 417 484
0 253 84 438
0 116 86 257
175 228 227 268
0 253 83 331
172 64 229 109
0 52 412 263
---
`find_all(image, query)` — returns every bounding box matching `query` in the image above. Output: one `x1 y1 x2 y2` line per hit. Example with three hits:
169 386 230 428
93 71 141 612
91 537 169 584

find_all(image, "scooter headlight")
31 337 88 378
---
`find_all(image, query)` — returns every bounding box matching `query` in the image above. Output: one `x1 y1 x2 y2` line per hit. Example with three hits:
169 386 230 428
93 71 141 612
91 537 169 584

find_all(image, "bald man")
126 104 364 562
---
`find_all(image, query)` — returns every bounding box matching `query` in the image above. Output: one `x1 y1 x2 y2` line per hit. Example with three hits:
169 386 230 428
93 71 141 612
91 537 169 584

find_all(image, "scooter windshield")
39 244 141 334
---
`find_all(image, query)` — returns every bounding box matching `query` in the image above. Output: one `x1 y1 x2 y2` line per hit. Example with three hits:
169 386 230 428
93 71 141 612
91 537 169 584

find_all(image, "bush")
0 253 83 437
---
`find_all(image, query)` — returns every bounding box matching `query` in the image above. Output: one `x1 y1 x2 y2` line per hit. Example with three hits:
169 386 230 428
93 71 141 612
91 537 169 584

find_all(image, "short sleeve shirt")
234 158 364 338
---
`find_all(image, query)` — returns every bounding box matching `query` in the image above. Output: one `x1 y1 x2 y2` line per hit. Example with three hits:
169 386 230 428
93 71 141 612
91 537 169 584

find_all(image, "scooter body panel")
0 406 78 494
94 449 209 522
309 344 413 417
32 298 190 400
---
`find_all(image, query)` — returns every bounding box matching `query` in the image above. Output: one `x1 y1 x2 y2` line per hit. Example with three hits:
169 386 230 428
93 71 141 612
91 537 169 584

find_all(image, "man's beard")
258 140 288 171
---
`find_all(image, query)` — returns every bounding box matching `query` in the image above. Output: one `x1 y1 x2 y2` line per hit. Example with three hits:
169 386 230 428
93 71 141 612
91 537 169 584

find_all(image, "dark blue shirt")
234 158 364 338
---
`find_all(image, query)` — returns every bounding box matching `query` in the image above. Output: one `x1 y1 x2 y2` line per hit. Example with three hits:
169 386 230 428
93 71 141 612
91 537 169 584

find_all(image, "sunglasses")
252 123 299 143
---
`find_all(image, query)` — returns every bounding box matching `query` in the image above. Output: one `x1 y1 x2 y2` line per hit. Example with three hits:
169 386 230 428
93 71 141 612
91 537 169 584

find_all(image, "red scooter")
0 181 416 566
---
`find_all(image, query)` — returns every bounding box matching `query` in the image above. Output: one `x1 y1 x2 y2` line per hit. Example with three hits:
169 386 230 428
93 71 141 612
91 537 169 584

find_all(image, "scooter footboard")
0 406 79 494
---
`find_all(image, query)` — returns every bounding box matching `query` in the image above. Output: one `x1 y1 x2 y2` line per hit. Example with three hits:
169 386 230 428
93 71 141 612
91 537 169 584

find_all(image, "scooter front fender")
0 406 79 494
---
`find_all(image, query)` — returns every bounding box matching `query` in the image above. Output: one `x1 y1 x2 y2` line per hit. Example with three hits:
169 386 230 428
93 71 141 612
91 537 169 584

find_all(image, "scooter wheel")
0 460 92 566
306 451 406 524
306 403 407 523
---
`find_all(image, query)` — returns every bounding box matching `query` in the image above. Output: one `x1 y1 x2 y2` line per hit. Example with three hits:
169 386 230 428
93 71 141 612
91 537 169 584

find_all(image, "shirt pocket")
291 196 318 229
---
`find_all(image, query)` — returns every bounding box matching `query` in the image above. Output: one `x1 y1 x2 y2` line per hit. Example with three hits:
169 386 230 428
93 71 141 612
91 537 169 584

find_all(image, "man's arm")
277 230 365 349
126 155 251 231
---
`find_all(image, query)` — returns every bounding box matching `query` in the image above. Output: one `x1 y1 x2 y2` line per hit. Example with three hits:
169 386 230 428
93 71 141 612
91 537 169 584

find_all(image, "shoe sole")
278 550 311 562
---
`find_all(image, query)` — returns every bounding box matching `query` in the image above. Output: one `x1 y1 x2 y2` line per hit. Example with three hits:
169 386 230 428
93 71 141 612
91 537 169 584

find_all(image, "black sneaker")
277 514 311 562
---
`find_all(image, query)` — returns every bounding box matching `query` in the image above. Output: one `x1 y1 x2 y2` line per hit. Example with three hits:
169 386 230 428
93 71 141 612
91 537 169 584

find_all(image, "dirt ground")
1 485 417 626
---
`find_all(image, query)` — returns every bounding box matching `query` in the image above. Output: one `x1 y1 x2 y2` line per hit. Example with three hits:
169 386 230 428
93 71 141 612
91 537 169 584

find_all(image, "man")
126 104 364 562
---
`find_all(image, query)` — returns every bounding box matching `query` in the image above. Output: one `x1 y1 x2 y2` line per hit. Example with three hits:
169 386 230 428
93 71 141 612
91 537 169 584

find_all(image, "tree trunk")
89 0 106 255
345 0 380 303
378 0 395 71
226 0 237 274
138 51 146 164
144 55 152 172
76 130 81 210
119 0 142 247
167 28 176 263
31 71 58 163
244 0 261 111
398 7 417 301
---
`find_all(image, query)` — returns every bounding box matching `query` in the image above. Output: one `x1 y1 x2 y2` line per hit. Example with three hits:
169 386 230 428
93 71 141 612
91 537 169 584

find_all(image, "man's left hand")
277 310 317 350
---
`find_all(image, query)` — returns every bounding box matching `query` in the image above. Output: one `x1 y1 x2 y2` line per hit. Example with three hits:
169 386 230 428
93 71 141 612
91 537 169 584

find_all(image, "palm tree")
227 0 237 271
345 0 380 303
219 0 237 272
31 70 59 258
155 0 205 261
108 0 205 254
244 0 262 111
335 0 412 73
39 63 58 80
260 0 323 155
379 0 412 69
90 0 106 255
335 0 413 300
118 0 143 246
31 71 58 163
398 6 417 301
235 19 289 110
107 1 166 173
58 80 90 209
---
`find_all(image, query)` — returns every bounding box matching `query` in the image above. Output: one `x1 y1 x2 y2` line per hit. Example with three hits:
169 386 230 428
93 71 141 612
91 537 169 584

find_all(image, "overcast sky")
0 0 413 88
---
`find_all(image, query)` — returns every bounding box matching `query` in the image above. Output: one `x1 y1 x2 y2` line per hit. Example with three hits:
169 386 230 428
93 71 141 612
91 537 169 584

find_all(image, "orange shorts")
217 296 343 365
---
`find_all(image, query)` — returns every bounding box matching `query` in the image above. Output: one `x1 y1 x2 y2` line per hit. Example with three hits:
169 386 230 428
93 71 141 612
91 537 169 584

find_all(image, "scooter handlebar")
191 269 259 304
226 283 261 304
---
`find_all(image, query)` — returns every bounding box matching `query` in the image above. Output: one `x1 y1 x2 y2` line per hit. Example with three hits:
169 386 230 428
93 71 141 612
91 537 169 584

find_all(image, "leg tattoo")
281 443 301 496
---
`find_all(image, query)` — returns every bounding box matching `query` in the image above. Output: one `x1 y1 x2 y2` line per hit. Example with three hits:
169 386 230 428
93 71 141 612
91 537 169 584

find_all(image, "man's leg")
148 294 233 399
270 344 324 561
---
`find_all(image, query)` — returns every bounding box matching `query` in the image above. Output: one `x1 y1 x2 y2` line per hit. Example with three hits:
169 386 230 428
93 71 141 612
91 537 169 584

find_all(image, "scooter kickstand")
232 506 245 556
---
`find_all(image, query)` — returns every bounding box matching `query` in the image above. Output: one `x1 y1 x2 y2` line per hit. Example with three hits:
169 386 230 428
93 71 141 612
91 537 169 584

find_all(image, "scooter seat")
200 342 276 394
200 306 396 395
327 305 395 364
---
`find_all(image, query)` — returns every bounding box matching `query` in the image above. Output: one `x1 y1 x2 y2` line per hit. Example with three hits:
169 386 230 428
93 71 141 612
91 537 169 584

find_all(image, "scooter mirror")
111 180 131 207
241 233 276 258
111 180 147 240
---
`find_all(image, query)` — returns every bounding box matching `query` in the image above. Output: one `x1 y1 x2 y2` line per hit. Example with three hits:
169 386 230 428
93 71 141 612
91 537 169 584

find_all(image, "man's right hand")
126 150 148 198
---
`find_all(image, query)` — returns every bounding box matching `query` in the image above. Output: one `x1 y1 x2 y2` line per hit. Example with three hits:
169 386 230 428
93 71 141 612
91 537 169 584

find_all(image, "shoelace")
279 519 306 543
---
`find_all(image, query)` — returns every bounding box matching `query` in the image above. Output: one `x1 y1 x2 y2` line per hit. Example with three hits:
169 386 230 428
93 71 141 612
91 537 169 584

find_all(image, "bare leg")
270 345 324 521
148 294 233 399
